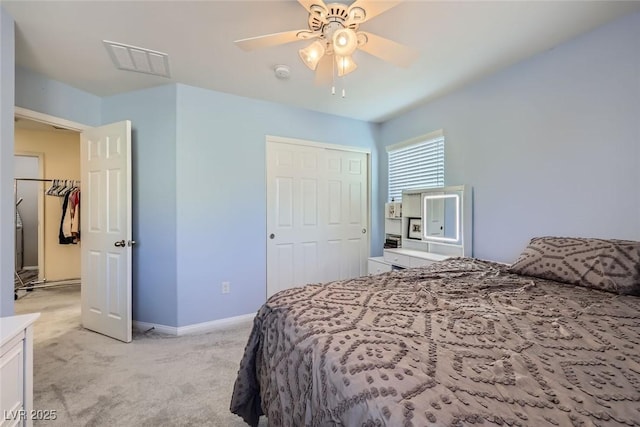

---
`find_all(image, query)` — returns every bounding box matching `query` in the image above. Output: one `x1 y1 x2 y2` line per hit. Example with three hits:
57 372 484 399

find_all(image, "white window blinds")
387 131 444 202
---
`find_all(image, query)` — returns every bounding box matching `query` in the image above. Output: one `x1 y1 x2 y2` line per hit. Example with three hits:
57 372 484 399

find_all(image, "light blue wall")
8 65 379 327
378 12 640 263
175 84 379 326
0 6 15 315
102 85 178 327
12 64 178 325
16 66 100 127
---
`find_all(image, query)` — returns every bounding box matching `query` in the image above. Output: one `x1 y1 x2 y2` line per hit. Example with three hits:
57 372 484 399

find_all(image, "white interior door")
80 120 132 343
266 139 368 298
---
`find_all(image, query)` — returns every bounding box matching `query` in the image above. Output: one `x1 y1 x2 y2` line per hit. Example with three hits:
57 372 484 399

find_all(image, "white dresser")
368 185 472 275
368 249 449 274
383 248 449 269
1 313 39 427
367 256 392 275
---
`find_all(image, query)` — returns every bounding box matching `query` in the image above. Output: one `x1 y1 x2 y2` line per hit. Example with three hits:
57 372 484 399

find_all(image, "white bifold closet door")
266 138 369 299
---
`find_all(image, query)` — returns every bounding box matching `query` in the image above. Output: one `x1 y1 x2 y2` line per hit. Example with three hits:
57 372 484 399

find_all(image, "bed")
230 237 640 426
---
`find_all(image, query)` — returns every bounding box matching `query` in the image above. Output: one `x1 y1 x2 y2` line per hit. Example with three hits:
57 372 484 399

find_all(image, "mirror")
422 193 460 242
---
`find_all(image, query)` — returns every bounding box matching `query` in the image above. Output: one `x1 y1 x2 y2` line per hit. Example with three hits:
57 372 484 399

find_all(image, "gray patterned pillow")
509 237 640 294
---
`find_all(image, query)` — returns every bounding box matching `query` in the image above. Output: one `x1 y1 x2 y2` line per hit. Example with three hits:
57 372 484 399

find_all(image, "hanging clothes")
58 189 80 245
69 188 80 243
46 179 80 245
59 191 74 244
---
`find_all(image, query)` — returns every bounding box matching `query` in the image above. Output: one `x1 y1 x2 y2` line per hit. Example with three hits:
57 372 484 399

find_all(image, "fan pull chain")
341 56 345 98
329 55 347 98
341 57 347 98
331 54 336 96
330 56 346 98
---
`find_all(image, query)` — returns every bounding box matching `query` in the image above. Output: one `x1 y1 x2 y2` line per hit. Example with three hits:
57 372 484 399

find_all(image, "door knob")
269 233 275 240
128 240 137 247
362 228 367 234
114 240 126 247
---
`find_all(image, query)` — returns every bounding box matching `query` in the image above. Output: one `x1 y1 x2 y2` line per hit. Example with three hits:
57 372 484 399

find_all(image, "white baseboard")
133 312 256 336
133 321 178 335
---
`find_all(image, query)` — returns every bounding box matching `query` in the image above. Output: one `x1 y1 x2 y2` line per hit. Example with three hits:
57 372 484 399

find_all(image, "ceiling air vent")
103 40 170 78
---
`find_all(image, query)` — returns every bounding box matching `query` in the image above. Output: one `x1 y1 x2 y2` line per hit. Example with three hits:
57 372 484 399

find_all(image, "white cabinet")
367 257 392 275
1 313 39 427
399 185 472 258
367 250 449 274
383 248 449 269
371 185 472 274
383 250 413 268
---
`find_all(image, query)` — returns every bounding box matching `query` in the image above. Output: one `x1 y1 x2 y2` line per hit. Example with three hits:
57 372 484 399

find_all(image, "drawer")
368 258 392 275
1 332 24 358
383 251 412 268
0 339 24 426
410 257 434 268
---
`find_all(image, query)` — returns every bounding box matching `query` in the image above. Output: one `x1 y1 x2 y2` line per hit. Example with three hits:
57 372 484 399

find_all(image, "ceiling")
3 1 640 123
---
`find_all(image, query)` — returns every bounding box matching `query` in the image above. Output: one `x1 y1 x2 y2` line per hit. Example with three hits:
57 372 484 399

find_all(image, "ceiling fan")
234 0 418 85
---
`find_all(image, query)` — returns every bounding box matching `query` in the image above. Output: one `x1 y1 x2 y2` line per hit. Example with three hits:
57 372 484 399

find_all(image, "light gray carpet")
15 286 265 426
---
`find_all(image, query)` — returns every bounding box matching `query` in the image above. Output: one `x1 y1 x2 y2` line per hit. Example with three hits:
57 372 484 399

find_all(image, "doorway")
13 117 82 313
12 108 135 343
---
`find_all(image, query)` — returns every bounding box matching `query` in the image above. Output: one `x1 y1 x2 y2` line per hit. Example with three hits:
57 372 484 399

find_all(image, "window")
387 130 444 202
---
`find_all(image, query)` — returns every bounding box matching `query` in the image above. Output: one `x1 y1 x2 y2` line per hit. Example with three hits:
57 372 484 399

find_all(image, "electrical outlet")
221 281 230 294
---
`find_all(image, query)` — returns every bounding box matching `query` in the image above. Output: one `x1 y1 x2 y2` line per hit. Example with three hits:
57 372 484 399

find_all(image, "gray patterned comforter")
230 258 640 426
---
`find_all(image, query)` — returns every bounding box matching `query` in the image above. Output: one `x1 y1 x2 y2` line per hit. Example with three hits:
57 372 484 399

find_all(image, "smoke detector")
274 65 291 80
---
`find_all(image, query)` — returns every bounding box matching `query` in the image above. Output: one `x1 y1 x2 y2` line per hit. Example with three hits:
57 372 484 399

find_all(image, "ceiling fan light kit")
299 41 326 70
234 0 418 92
332 28 358 57
336 55 357 77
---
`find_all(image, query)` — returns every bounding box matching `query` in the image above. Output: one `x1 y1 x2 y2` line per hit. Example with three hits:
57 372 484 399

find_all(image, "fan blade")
314 55 333 86
298 0 328 15
235 30 313 51
347 0 402 24
357 31 418 68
